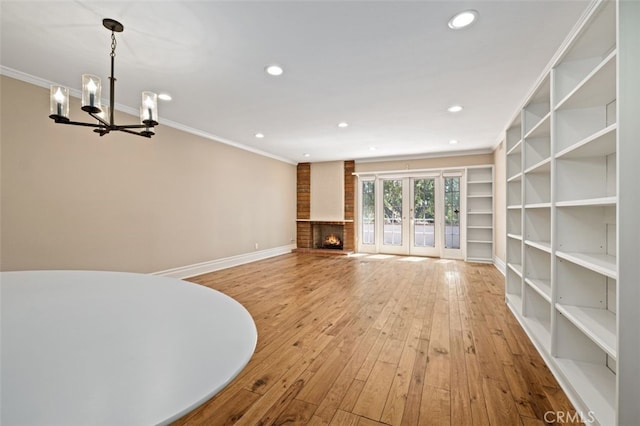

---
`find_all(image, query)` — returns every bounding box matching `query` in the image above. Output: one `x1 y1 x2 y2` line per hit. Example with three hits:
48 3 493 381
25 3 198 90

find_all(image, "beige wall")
493 141 506 265
310 161 344 220
0 76 296 273
355 153 494 173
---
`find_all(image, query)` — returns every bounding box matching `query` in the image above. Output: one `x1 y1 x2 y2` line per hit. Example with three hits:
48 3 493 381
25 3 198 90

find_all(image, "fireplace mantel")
296 219 354 224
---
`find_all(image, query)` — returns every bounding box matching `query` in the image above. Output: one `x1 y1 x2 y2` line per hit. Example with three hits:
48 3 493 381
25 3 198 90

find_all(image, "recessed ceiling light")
265 64 284 76
369 146 377 151
449 139 459 145
448 10 478 29
255 133 264 138
303 153 311 157
447 105 463 113
158 93 172 101
338 122 349 128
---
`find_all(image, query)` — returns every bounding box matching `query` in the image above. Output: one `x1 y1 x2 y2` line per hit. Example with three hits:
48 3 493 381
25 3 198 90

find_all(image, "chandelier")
48 18 158 138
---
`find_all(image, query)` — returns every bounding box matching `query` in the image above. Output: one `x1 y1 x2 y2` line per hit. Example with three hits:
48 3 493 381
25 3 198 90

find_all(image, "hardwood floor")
174 253 579 426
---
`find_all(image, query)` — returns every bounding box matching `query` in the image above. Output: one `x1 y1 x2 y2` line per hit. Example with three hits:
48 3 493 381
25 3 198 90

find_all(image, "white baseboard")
152 244 296 279
493 256 506 276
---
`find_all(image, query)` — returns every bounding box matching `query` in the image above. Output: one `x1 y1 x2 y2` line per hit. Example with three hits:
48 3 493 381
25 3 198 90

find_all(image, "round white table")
0 270 257 425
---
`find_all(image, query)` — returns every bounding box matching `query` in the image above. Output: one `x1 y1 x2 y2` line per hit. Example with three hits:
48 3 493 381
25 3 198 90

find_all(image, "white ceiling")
0 0 589 164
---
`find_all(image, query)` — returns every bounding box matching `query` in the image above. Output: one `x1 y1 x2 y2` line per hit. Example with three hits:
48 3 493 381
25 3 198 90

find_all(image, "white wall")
310 161 344 220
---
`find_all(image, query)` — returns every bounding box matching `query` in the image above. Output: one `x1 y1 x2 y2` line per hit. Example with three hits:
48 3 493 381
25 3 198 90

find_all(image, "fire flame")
324 234 341 246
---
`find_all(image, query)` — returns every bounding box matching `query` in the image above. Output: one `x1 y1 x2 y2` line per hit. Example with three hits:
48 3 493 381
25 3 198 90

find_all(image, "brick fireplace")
295 161 355 253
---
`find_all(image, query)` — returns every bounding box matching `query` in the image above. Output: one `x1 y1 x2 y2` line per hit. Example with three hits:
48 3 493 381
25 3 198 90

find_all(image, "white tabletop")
0 270 257 425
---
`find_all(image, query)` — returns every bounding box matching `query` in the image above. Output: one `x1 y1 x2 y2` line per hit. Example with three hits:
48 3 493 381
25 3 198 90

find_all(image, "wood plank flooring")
174 253 579 425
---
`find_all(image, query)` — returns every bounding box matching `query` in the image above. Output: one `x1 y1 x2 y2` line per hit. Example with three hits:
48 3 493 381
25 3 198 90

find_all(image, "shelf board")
507 205 522 210
554 358 615 426
468 180 493 185
522 316 551 353
507 233 523 241
507 263 523 277
468 194 493 198
556 304 616 359
524 112 551 139
555 123 616 159
524 202 551 209
506 140 523 155
524 157 551 174
525 239 551 253
506 292 523 313
555 50 616 110
468 211 492 215
507 172 523 183
468 240 493 244
467 257 493 263
525 278 551 302
556 196 616 207
467 225 492 229
556 251 616 279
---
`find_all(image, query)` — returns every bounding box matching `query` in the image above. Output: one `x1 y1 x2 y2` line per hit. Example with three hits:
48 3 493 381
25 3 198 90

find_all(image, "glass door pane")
413 178 435 248
444 177 461 249
383 179 403 246
361 180 375 245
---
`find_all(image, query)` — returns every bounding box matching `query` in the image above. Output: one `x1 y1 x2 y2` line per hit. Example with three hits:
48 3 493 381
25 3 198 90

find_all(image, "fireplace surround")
295 161 355 254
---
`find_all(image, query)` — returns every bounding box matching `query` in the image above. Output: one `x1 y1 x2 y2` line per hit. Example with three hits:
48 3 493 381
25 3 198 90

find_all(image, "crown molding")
0 66 297 165
355 147 494 164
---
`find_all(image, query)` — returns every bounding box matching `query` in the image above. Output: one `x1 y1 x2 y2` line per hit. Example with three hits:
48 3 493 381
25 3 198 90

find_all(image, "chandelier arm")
89 112 110 127
55 119 104 128
119 128 153 138
113 124 153 130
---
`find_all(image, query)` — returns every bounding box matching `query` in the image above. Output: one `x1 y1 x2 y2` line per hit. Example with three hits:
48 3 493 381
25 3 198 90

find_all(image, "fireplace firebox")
312 223 344 250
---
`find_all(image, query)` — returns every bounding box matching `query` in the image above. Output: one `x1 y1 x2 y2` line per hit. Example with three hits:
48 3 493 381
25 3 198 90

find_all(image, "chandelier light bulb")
54 87 65 103
141 91 158 126
49 85 70 120
87 79 97 93
81 74 101 113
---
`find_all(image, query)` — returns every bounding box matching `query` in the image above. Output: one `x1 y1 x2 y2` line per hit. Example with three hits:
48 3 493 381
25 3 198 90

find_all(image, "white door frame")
357 176 377 254
377 176 410 255
356 170 466 259
440 171 465 260
408 175 441 257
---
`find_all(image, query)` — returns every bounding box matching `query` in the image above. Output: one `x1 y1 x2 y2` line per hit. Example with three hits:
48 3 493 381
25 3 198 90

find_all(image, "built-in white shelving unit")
465 165 494 263
504 1 640 424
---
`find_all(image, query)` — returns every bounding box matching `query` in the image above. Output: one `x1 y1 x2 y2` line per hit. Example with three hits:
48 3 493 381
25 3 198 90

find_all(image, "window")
361 180 375 244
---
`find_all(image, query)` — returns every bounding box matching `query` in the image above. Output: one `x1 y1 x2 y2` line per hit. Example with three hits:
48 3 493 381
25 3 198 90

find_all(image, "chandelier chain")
110 31 117 58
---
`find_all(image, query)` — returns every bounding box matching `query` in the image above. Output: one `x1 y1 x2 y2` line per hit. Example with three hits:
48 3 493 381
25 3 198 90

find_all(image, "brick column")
343 160 355 251
296 163 311 248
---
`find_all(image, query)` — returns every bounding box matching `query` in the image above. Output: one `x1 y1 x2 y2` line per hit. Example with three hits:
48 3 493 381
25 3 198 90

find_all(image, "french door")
358 172 464 259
